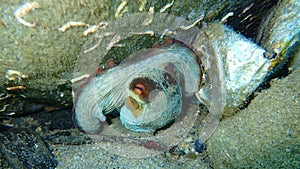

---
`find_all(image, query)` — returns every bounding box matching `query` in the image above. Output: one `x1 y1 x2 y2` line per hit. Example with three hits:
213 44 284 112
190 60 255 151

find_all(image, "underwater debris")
221 12 234 23
83 22 108 36
83 32 116 53
138 0 147 12
160 0 175 13
6 86 26 91
106 34 121 50
15 2 40 27
115 1 128 18
179 14 204 30
142 6 154 26
58 21 87 32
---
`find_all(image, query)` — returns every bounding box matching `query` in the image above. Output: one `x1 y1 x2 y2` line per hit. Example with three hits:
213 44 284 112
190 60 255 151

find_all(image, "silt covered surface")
207 58 300 168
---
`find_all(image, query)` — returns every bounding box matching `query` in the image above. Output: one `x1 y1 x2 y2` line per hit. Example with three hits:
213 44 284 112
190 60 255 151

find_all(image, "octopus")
72 6 299 157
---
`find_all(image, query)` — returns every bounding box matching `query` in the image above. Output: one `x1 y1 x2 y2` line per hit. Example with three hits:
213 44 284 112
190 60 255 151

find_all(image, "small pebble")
195 139 206 153
184 137 192 143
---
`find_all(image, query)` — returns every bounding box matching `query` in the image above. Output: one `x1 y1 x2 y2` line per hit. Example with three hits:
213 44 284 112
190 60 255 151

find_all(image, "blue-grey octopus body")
72 5 299 157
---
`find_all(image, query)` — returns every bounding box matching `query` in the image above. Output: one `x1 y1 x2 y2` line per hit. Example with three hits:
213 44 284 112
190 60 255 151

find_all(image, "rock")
195 139 206 153
0 97 44 117
0 0 261 108
0 0 111 108
0 108 92 146
0 127 57 169
29 110 91 145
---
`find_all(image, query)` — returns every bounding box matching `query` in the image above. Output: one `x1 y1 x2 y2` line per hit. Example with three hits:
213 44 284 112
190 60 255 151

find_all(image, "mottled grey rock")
0 0 257 108
0 127 57 169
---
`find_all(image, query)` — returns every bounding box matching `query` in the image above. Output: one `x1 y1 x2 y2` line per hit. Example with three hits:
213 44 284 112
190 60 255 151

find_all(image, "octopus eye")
130 77 158 102
134 83 145 95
